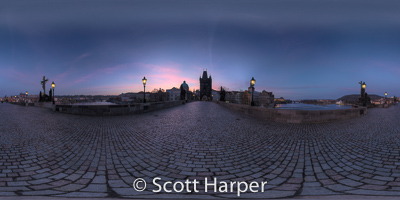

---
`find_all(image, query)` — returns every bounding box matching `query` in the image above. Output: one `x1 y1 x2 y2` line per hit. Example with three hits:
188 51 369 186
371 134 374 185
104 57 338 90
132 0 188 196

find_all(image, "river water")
275 103 351 110
70 102 117 105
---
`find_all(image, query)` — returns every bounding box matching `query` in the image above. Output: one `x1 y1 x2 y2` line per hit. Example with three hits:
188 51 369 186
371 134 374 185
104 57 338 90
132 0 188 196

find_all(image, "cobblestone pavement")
0 102 400 199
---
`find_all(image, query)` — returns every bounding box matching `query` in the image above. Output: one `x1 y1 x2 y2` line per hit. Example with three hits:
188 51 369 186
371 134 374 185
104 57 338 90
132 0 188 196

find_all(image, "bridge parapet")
217 101 367 123
55 100 186 116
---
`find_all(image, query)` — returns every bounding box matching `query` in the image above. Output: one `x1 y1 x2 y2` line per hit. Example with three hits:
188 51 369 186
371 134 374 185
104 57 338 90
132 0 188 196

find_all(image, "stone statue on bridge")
39 76 51 102
41 76 49 95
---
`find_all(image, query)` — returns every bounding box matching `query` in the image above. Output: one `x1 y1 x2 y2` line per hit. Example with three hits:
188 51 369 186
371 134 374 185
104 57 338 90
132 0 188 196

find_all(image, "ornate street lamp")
142 76 147 103
359 81 366 99
51 81 55 104
25 91 28 104
385 92 388 104
250 77 256 106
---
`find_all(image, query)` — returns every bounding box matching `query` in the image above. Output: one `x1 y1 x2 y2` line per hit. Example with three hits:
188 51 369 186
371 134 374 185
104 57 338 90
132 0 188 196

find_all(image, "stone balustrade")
217 101 367 123
55 100 186 115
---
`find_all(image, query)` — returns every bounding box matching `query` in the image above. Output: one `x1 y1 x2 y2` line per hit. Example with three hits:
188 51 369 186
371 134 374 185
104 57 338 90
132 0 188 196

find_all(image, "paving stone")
54 192 108 197
54 184 86 192
108 179 130 188
216 190 296 198
303 182 321 187
373 176 395 181
80 183 107 192
28 178 53 185
65 174 81 181
359 184 389 190
267 177 286 185
21 190 64 195
7 181 29 187
82 172 96 179
346 189 400 196
338 179 363 187
300 187 340 195
113 188 154 196
0 192 16 196
32 172 52 179
91 175 106 184
325 184 354 191
274 183 301 191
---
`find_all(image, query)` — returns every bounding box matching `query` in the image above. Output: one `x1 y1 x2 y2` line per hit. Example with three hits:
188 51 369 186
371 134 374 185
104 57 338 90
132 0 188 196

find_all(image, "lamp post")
359 81 366 98
385 92 388 104
25 91 28 104
250 77 256 106
142 76 147 103
362 82 366 106
362 82 366 94
51 81 55 104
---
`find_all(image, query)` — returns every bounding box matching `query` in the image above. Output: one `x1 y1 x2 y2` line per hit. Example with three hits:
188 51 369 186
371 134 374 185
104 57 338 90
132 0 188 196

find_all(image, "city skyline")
1 0 399 99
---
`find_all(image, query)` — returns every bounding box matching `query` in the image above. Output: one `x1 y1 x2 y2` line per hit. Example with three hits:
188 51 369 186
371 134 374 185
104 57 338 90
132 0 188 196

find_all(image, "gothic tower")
199 70 212 101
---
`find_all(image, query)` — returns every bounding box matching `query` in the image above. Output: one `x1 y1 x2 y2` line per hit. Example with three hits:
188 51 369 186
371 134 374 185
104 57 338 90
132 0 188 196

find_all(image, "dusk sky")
1 0 399 100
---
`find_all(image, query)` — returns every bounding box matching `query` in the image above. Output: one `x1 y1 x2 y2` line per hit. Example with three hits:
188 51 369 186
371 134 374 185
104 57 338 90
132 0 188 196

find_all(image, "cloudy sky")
1 0 399 99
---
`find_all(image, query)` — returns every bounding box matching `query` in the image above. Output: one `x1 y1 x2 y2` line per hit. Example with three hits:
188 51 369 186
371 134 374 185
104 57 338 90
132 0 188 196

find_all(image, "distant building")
166 87 180 101
199 70 212 101
275 97 287 104
212 90 220 101
246 86 261 106
242 90 251 105
120 92 137 102
259 90 274 107
195 89 200 100
225 91 243 104
371 98 385 105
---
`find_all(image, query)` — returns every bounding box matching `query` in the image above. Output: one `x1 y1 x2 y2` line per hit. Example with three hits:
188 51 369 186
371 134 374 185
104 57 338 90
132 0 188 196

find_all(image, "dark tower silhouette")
199 69 212 101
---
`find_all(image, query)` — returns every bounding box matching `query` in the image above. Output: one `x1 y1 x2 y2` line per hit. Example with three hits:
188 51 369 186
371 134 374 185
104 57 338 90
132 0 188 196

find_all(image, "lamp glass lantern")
250 77 256 87
362 83 366 89
142 77 147 86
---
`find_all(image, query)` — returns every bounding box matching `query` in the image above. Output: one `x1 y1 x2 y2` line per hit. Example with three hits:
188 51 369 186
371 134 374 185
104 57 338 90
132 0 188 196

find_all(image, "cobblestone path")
0 102 399 198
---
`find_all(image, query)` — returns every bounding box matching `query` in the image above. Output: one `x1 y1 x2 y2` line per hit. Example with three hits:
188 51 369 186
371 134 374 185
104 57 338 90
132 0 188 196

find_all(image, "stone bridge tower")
199 70 212 101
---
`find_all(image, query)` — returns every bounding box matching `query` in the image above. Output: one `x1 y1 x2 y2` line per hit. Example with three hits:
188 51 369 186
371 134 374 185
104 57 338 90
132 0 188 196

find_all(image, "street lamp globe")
362 82 366 89
385 92 387 96
142 77 147 86
26 91 28 95
250 77 256 87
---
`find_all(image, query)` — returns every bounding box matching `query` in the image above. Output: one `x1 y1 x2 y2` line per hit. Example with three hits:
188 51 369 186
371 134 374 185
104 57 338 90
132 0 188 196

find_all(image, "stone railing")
55 100 186 116
9 102 35 107
217 101 367 123
34 102 56 110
